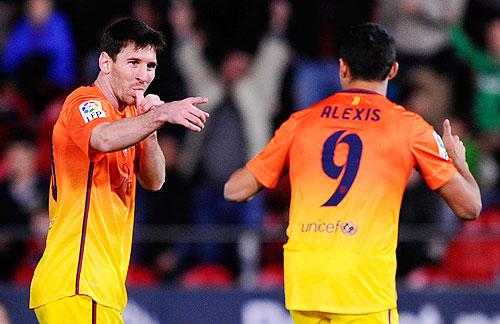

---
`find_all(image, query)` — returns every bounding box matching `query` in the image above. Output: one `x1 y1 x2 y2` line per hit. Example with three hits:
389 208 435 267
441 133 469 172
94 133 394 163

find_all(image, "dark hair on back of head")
339 23 396 81
100 17 166 61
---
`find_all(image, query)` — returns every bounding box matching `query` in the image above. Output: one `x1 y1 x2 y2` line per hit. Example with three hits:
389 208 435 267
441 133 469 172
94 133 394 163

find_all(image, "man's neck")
94 76 125 112
343 79 388 97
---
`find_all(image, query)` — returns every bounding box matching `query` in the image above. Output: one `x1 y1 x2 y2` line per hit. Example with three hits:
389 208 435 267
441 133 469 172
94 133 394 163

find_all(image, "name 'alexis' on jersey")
320 105 381 122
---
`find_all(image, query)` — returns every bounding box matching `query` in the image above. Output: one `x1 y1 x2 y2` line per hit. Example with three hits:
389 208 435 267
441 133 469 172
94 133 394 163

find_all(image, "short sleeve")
63 96 114 161
410 117 457 190
247 114 299 188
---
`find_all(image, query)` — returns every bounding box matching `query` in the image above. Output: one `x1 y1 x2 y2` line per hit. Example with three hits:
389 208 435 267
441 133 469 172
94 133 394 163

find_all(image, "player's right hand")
135 90 164 115
160 97 209 132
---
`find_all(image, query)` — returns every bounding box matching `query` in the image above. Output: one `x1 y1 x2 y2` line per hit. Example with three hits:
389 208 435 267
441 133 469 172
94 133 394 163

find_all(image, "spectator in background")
397 66 453 131
0 137 48 281
395 79 454 278
390 68 483 279
131 0 164 31
12 209 49 286
376 0 471 117
377 0 467 75
0 1 16 52
0 78 34 158
449 12 500 207
169 0 291 273
0 0 76 111
288 0 376 110
34 95 65 177
135 130 192 283
287 0 341 110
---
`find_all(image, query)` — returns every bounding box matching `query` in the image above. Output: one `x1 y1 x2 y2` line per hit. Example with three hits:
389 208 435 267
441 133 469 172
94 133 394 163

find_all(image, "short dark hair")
100 17 166 61
339 23 396 81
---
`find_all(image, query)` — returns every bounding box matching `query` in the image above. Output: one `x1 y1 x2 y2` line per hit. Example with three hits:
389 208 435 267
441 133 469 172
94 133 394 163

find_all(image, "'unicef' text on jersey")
79 100 107 123
320 105 381 121
301 220 358 236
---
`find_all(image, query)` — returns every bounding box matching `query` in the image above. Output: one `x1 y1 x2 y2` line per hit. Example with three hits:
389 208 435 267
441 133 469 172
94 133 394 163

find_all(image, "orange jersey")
247 89 456 313
30 85 139 312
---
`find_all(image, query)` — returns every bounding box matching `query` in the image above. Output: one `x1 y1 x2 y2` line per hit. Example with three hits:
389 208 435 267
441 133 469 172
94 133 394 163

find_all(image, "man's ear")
387 61 399 80
99 52 112 74
339 58 350 79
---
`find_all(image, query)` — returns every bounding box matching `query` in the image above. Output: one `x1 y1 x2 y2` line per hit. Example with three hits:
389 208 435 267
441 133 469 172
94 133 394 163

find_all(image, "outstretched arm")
90 96 209 190
90 96 209 152
224 167 264 202
436 119 482 220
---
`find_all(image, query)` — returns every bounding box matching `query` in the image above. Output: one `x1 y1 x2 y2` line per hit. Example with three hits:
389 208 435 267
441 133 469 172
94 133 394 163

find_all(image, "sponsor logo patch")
301 220 358 236
79 100 106 123
432 131 449 160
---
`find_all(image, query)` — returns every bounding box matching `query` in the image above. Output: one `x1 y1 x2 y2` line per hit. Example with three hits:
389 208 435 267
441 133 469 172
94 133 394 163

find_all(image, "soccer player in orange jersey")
224 23 481 324
29 18 209 323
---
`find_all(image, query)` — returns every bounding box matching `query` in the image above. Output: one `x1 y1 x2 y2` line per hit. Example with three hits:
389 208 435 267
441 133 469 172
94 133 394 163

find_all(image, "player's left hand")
135 90 164 115
442 119 466 166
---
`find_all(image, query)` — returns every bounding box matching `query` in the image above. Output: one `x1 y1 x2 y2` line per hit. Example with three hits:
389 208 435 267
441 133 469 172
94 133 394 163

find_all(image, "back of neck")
343 79 388 96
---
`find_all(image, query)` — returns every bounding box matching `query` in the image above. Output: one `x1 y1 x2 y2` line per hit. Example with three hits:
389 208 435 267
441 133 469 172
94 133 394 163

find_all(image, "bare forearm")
224 167 263 202
137 132 166 191
91 97 209 153
453 160 482 214
438 119 482 220
438 172 481 220
91 110 163 152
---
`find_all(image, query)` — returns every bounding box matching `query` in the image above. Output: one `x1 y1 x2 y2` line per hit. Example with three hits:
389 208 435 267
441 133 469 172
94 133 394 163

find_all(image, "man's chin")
123 96 136 106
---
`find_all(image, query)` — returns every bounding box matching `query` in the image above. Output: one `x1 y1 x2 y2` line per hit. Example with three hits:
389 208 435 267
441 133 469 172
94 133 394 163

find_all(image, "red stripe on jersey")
75 162 94 294
92 299 97 324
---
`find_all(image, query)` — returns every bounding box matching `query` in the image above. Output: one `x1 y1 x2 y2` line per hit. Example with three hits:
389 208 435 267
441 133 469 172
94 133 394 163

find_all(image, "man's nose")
135 65 148 82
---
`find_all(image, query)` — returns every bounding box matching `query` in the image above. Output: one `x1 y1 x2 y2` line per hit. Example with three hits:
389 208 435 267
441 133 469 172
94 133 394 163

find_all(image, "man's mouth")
132 84 146 90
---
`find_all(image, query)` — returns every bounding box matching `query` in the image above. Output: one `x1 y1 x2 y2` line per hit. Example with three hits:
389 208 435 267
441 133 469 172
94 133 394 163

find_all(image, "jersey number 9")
321 130 363 206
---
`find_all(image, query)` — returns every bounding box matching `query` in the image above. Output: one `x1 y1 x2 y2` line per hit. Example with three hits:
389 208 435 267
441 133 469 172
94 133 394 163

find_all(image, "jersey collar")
340 88 383 96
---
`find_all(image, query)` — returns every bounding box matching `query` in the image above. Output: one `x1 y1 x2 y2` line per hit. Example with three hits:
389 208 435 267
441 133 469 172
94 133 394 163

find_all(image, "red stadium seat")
126 263 160 287
258 263 284 289
180 263 234 289
407 206 500 287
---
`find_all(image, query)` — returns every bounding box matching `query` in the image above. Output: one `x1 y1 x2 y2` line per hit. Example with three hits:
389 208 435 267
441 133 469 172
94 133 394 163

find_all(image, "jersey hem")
285 302 398 315
30 293 124 313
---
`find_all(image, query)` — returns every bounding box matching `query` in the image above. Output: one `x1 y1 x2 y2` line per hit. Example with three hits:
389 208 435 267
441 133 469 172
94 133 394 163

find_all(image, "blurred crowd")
0 0 499 290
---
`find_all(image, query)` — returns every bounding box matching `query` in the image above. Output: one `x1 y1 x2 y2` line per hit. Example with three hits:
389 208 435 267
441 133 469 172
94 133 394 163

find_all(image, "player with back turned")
224 23 481 324
29 18 209 323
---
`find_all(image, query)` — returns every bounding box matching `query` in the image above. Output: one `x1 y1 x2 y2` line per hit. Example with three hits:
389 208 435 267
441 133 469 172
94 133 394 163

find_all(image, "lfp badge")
79 100 106 123
432 131 449 160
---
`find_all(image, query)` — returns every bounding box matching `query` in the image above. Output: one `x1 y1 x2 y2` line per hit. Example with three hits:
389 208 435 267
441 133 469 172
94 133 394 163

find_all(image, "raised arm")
436 119 482 220
399 0 465 27
247 0 291 99
169 0 224 112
